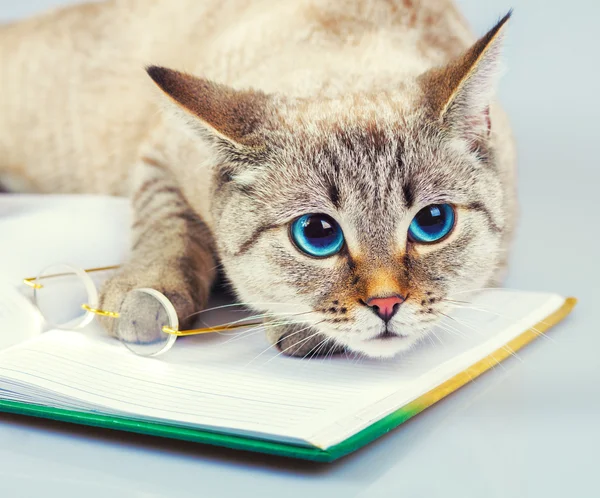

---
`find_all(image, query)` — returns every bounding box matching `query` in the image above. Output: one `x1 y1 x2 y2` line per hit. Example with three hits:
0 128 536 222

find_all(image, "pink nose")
366 295 405 322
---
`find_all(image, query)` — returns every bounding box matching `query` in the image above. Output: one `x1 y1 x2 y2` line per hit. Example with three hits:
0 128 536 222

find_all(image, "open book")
0 196 577 460
0 283 575 461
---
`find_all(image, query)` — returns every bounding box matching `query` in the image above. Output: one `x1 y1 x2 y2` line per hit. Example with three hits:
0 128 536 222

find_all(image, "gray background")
0 0 598 496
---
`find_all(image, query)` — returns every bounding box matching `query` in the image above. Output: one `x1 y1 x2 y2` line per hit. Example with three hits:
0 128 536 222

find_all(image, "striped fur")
98 154 217 338
0 0 516 358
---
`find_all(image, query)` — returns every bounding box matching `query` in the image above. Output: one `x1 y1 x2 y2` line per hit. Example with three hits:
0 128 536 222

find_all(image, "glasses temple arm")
162 320 264 336
23 265 121 289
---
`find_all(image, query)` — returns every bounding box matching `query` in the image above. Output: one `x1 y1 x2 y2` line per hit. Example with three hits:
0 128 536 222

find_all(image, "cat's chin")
343 334 419 359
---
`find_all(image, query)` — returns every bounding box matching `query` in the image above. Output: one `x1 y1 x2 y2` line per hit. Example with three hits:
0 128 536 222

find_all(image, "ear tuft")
146 65 270 149
146 65 172 92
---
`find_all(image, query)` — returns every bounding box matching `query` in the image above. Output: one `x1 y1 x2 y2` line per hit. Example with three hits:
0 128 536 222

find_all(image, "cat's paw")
97 263 199 340
264 321 344 358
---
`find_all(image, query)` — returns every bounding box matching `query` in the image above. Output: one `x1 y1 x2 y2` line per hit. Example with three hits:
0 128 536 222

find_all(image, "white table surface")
0 0 598 497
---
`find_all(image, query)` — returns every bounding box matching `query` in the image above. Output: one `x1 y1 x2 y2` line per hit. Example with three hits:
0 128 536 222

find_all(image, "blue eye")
290 214 344 258
408 204 455 244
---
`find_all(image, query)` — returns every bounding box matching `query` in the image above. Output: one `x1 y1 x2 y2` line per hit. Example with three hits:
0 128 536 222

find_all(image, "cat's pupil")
303 216 336 247
415 205 444 234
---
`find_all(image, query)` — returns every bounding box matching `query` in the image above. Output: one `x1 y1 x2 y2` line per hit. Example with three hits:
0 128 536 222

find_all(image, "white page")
0 284 43 350
0 194 129 286
0 289 566 448
306 291 565 448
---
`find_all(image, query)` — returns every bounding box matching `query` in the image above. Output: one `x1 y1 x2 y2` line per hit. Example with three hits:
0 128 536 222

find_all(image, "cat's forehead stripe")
401 182 415 210
310 124 405 207
328 181 341 209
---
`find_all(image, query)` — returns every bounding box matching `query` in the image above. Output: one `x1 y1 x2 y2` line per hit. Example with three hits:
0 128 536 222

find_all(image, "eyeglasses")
23 264 262 357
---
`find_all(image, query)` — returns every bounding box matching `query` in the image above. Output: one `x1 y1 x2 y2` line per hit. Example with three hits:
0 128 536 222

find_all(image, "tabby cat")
0 0 516 358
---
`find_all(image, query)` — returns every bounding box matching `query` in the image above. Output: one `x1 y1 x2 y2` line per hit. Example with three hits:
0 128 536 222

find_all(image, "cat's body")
0 0 516 358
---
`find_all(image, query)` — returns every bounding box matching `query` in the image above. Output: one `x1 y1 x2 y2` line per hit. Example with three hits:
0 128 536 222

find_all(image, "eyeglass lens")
116 288 178 357
33 264 98 330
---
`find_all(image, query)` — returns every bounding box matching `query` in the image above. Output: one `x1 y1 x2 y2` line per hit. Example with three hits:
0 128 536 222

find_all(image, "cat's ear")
418 11 511 140
146 66 270 150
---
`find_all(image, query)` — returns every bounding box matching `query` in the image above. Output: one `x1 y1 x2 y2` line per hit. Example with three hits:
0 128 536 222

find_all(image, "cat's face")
147 13 511 358
213 98 505 358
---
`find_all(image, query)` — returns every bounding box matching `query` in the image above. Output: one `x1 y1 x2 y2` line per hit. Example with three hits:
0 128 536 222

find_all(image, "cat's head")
148 14 513 358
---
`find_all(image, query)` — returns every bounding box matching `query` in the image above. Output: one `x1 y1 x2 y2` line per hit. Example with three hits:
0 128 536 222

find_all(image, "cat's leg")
264 322 345 358
98 155 217 338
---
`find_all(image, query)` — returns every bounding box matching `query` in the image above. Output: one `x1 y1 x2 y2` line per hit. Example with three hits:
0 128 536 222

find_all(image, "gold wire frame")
23 265 120 290
23 265 262 336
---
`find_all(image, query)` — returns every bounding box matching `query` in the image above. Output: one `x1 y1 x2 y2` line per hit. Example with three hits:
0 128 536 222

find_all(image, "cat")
0 0 517 359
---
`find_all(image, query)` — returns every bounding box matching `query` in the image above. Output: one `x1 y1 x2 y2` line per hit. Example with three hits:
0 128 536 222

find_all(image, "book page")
0 326 401 445
0 284 43 350
307 291 566 448
0 195 129 286
0 289 565 448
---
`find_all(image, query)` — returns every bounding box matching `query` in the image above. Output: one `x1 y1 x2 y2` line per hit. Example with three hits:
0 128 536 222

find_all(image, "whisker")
447 287 520 297
351 349 366 366
183 301 307 320
206 260 227 274
218 317 320 346
435 320 468 340
450 305 553 343
303 337 331 362
429 327 444 346
427 334 436 347
440 313 524 363
216 326 269 346
245 321 324 366
455 318 525 363
437 312 469 333
440 299 553 338
443 298 476 306
193 310 318 336
486 353 507 372
326 344 339 361
262 324 326 365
